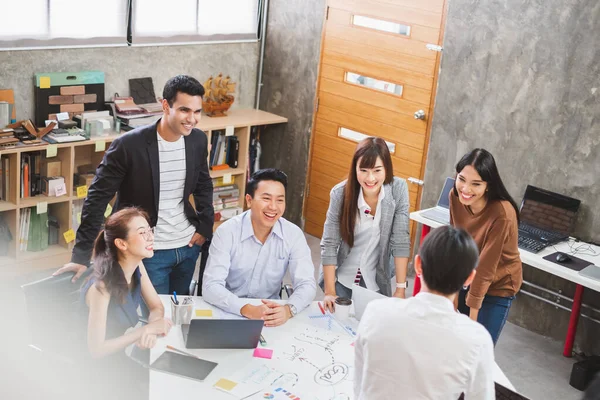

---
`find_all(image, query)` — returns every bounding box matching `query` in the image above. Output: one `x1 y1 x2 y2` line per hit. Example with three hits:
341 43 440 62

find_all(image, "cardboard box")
43 176 65 197
78 173 94 187
45 160 62 177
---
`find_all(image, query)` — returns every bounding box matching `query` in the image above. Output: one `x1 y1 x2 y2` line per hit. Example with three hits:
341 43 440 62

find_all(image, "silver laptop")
420 177 455 225
352 284 386 320
579 265 600 281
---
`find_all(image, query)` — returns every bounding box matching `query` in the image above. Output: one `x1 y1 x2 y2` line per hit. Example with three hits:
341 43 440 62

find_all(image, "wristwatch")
396 281 409 289
287 304 297 318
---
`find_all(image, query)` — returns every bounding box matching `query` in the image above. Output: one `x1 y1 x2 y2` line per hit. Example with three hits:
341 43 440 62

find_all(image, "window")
0 0 128 50
345 72 403 96
0 0 261 50
339 127 396 154
352 15 410 37
132 0 260 45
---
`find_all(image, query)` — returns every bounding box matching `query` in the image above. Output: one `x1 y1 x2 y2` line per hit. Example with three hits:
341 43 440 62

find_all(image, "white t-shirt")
337 188 384 291
153 132 196 250
355 293 495 400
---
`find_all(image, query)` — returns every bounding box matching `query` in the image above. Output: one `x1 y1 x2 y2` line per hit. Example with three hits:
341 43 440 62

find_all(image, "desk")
149 296 514 398
410 208 600 357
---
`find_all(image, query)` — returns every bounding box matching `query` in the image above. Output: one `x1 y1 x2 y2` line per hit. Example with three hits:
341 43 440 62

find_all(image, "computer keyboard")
518 236 548 253
519 224 566 243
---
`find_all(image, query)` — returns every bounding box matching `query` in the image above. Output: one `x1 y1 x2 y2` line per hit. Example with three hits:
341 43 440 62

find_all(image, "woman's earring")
462 285 469 290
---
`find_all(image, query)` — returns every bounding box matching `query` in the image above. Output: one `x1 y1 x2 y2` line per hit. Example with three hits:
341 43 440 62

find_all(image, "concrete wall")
0 43 259 121
258 0 326 226
423 0 600 353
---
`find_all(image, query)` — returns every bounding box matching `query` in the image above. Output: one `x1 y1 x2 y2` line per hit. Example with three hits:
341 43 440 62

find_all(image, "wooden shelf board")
19 244 70 261
19 195 71 208
210 167 245 179
0 201 17 212
198 109 287 131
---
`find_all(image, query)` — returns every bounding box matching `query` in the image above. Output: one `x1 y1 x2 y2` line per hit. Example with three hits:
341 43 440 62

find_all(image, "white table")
149 296 514 398
410 208 600 357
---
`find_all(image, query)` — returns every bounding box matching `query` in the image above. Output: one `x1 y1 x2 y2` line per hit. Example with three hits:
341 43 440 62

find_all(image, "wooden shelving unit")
0 109 287 271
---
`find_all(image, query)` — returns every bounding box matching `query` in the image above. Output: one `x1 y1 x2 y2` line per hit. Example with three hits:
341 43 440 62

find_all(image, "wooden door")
304 0 447 242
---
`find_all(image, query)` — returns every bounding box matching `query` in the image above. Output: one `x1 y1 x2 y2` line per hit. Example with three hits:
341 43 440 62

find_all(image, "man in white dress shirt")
203 169 317 326
354 225 495 400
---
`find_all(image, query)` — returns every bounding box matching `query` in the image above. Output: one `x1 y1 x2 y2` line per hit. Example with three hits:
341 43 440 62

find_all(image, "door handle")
414 110 426 120
408 177 424 186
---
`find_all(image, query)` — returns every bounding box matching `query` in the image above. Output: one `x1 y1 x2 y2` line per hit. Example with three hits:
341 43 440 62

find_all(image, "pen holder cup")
170 302 194 325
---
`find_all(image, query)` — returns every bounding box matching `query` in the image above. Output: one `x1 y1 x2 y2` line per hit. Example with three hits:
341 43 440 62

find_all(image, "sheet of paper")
56 112 69 121
95 140 106 152
253 348 273 359
40 76 51 89
223 173 232 184
225 125 234 136
46 145 58 158
214 378 237 391
77 212 82 224
77 185 88 199
54 183 67 197
36 202 48 214
63 229 76 243
195 309 213 317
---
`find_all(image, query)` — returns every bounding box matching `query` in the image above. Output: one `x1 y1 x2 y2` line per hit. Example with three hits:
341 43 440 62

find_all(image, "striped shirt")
153 132 196 250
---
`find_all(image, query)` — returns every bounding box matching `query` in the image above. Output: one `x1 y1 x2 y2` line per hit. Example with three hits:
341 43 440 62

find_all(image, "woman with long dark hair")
81 207 172 358
320 137 411 312
450 148 523 344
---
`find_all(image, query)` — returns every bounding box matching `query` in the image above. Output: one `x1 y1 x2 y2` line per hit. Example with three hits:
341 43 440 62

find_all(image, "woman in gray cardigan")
320 137 411 312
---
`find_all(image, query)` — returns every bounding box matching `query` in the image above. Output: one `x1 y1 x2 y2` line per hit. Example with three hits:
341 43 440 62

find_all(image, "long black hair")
91 207 151 303
453 148 519 221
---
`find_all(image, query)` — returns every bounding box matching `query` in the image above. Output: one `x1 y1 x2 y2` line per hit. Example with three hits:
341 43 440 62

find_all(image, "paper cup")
334 297 352 320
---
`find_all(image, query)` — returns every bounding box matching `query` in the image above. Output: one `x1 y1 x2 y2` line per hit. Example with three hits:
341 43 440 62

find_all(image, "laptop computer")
579 265 600 282
182 319 264 349
420 177 455 225
352 284 386 321
458 383 530 400
518 185 581 253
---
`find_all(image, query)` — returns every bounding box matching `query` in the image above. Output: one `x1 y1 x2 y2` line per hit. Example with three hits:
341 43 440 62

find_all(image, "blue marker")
173 291 179 305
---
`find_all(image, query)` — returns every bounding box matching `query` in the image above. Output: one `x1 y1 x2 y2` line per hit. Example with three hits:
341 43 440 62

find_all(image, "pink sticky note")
351 342 355 347
253 347 273 359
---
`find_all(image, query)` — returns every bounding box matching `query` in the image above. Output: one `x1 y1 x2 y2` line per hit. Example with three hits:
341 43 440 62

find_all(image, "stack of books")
0 155 10 201
213 184 242 221
20 152 44 198
209 129 239 170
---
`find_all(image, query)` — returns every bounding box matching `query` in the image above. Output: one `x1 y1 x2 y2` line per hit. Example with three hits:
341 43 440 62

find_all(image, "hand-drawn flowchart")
215 323 355 400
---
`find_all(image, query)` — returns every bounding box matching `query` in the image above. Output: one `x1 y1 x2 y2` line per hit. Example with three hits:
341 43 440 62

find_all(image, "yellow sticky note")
214 378 237 391
77 212 82 224
223 173 232 184
37 202 48 214
105 204 112 218
40 76 51 89
46 144 58 158
195 309 213 317
63 229 76 243
76 185 88 199
95 140 106 152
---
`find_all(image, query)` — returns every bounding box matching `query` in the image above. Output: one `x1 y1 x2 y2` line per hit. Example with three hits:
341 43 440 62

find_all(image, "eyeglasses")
140 227 155 241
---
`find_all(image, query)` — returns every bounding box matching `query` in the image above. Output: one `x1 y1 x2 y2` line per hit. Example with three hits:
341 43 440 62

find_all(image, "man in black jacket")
54 75 213 295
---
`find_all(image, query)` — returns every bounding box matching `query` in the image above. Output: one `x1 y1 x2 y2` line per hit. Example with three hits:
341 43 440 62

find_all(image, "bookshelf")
0 109 287 272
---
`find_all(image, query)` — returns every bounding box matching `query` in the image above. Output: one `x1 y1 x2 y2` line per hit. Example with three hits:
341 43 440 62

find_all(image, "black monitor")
519 185 581 235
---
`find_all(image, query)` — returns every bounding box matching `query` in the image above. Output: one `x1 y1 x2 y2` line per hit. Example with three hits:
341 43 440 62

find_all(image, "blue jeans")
458 288 515 345
142 244 201 295
319 277 367 299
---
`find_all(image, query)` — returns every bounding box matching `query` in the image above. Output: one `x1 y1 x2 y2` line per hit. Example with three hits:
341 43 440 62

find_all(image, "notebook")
420 177 455 225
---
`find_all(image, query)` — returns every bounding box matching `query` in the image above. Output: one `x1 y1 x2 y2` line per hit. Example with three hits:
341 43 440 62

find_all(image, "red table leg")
563 284 584 357
413 224 431 296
